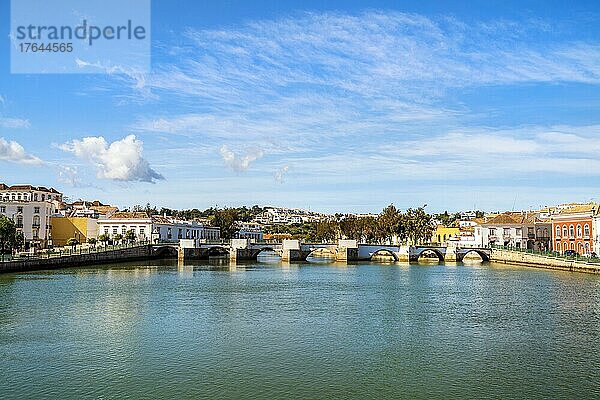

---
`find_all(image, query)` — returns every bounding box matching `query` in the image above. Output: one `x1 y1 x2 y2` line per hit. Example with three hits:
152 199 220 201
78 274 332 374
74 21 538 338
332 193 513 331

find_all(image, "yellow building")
432 225 460 244
51 217 98 247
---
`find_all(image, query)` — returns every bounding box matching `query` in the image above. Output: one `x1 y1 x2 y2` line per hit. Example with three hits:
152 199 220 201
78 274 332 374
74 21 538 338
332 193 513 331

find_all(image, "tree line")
124 203 436 244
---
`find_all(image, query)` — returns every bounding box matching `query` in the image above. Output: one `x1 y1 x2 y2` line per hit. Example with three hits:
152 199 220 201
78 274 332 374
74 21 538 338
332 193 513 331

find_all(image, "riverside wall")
491 248 600 274
0 245 154 273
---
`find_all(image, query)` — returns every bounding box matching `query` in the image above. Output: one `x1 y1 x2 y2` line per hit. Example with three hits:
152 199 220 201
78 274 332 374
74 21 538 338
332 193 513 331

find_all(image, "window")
32 215 40 227
112 227 118 234
528 227 534 236
0 206 5 213
556 226 561 238
17 206 23 213
489 228 496 236
516 228 522 236
585 243 590 252
584 224 590 237
167 227 172 239
503 228 510 236
569 225 575 238
563 225 568 237
570 243 575 250
34 206 40 214
577 225 582 238
16 215 23 228
104 229 109 235
122 227 127 235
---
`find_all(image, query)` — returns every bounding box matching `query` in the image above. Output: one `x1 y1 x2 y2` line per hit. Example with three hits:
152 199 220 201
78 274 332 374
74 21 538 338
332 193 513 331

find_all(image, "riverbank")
0 245 154 273
491 248 600 274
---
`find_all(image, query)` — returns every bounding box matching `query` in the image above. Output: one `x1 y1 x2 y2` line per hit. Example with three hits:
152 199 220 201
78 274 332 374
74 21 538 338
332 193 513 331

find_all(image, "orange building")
551 204 599 255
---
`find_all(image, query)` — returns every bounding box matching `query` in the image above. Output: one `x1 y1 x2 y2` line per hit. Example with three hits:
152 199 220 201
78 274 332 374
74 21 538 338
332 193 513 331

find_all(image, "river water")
1 260 599 399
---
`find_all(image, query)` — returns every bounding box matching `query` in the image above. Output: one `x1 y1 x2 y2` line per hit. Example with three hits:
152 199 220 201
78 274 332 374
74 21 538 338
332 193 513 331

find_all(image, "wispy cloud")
0 117 30 129
135 12 599 149
0 137 42 165
59 135 165 183
110 11 600 202
274 165 289 183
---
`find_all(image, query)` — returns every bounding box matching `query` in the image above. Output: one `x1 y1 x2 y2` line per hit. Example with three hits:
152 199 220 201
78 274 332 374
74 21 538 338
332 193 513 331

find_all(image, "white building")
254 207 325 225
0 184 63 249
97 212 220 244
236 222 264 242
480 212 551 251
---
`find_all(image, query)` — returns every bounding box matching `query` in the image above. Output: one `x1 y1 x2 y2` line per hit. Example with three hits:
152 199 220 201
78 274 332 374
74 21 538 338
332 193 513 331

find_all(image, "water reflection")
1 261 599 399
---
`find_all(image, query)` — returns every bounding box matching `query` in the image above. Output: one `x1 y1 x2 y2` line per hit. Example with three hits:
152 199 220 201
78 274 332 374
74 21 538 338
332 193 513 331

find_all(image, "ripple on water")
0 261 599 399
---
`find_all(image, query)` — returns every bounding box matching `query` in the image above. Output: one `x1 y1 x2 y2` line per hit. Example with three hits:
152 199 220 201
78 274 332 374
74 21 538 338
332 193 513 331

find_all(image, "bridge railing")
1 241 150 263
491 245 600 264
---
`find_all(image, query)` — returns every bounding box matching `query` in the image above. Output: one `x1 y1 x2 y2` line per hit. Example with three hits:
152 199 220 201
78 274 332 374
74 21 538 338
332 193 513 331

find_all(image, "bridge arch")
207 246 229 257
253 247 277 258
459 249 490 262
370 249 399 261
416 248 445 262
151 245 178 258
306 247 338 259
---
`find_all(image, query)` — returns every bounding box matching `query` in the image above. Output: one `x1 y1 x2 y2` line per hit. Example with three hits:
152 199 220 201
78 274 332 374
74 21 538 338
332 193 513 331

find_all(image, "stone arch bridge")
157 240 491 263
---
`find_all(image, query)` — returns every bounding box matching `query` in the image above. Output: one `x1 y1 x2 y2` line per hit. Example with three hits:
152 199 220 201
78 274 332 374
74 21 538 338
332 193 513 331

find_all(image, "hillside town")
0 182 599 258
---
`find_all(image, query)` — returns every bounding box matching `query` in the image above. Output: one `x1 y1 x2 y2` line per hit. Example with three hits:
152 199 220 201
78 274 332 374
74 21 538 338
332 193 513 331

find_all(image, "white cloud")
219 145 264 172
59 135 164 183
0 117 30 129
274 165 289 183
0 137 42 164
0 95 5 106
57 165 83 187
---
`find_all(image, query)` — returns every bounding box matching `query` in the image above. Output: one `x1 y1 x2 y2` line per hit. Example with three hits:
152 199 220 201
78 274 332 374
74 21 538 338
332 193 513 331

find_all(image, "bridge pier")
444 246 457 262
281 249 312 262
336 247 359 262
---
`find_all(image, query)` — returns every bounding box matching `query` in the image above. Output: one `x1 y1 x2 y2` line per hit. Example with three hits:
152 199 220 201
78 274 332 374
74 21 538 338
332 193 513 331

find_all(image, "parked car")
583 252 597 258
564 250 578 257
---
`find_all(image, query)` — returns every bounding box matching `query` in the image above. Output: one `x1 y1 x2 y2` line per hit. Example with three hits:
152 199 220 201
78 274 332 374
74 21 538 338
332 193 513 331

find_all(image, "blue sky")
1 0 599 213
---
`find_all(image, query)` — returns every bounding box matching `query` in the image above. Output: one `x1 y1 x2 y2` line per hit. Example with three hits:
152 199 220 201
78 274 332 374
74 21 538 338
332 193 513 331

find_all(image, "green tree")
211 208 240 239
378 204 405 244
98 234 110 245
314 219 339 242
405 207 435 245
87 238 97 247
0 216 18 260
339 216 361 240
124 230 136 243
66 238 79 249
113 233 123 244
